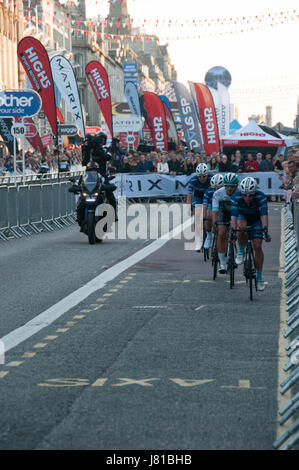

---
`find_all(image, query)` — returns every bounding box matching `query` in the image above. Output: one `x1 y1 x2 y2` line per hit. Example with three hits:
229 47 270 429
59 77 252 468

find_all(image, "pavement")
0 202 287 450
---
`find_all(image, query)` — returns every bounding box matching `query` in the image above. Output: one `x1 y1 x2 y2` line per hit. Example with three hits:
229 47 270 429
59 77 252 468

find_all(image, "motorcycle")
69 171 116 245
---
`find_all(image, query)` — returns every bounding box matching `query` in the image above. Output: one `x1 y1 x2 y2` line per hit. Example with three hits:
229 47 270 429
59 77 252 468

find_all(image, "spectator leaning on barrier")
209 155 219 173
144 153 154 172
256 152 263 170
183 155 195 175
218 154 232 173
282 159 299 190
193 154 201 171
119 156 131 173
291 176 299 200
168 152 181 176
136 153 151 173
274 154 284 173
260 153 274 172
245 153 259 172
157 154 169 174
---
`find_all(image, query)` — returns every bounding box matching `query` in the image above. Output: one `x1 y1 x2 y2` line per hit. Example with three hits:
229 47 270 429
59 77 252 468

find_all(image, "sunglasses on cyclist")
225 184 237 188
243 193 254 198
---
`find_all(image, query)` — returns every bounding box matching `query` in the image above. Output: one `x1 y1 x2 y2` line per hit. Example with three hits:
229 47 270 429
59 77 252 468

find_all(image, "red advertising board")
41 134 53 147
119 132 140 148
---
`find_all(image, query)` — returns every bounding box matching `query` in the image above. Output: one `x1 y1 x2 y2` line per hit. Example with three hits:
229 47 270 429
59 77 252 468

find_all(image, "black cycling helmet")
86 162 99 171
94 132 107 145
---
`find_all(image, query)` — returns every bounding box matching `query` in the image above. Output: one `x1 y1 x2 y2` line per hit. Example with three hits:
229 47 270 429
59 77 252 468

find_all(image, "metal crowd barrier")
0 168 84 186
0 180 78 241
273 200 299 450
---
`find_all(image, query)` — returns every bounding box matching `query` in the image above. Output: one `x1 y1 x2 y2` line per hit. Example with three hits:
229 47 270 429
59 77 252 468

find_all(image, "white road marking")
1 217 193 354
132 306 169 309
195 305 206 311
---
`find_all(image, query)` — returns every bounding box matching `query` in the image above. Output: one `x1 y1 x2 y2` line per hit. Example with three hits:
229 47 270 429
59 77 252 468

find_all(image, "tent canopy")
222 120 285 147
229 119 242 133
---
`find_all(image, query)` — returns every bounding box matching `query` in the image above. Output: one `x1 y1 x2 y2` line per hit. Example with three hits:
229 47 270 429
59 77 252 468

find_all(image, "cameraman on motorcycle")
81 132 118 224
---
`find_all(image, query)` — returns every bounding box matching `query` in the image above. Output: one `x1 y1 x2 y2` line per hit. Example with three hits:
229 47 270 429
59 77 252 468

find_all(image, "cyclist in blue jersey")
230 176 271 291
203 173 224 249
186 163 212 251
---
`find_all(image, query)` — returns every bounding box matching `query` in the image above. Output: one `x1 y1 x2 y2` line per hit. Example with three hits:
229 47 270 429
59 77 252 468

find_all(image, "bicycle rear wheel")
228 242 235 289
211 231 218 279
247 245 254 301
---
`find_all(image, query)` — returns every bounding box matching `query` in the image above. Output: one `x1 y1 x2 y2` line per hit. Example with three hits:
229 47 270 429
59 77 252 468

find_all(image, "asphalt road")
0 203 285 450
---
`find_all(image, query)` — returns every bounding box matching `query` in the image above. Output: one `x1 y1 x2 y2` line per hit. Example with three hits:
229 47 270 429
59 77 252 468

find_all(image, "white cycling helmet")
210 173 224 189
240 177 258 194
196 163 208 176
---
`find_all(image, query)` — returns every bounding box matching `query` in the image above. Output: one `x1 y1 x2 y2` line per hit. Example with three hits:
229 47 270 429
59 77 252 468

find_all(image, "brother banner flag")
172 81 203 152
17 37 58 141
51 56 85 140
143 92 168 152
189 82 220 155
86 61 113 137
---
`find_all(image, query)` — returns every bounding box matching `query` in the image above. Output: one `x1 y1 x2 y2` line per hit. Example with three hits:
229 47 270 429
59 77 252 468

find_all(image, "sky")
86 0 299 128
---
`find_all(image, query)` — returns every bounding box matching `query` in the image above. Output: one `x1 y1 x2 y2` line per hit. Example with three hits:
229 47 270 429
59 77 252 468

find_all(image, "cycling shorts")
237 215 263 239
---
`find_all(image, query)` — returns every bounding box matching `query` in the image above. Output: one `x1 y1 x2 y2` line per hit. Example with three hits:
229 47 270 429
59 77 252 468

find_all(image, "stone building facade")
0 0 24 90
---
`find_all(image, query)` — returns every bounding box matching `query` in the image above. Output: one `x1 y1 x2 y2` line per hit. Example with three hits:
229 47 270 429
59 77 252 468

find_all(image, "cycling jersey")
231 190 268 220
212 187 233 212
203 187 213 209
188 174 212 205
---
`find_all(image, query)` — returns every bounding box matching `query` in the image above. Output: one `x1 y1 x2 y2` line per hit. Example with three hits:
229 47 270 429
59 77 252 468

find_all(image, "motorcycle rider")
75 161 101 231
82 132 118 222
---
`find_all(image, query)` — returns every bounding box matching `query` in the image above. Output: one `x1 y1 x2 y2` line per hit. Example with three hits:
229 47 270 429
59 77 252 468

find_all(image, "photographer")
82 132 118 221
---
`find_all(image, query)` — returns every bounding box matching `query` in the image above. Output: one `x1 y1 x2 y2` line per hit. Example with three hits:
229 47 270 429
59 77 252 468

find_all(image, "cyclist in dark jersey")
230 176 271 291
186 163 212 251
203 173 224 249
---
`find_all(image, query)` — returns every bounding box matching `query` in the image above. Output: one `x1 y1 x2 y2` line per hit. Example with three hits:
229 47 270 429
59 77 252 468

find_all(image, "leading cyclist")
212 173 239 273
186 163 212 251
230 176 271 291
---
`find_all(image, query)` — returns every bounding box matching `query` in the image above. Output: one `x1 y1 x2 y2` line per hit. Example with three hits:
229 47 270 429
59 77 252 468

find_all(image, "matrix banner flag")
189 82 220 154
17 37 58 141
0 118 16 155
159 96 178 145
217 82 230 138
51 56 85 140
172 81 203 152
143 92 168 152
86 61 113 137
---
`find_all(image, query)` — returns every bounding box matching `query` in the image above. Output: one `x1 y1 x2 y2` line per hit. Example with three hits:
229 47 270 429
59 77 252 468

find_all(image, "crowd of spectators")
0 145 82 177
1 141 298 199
108 144 299 180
